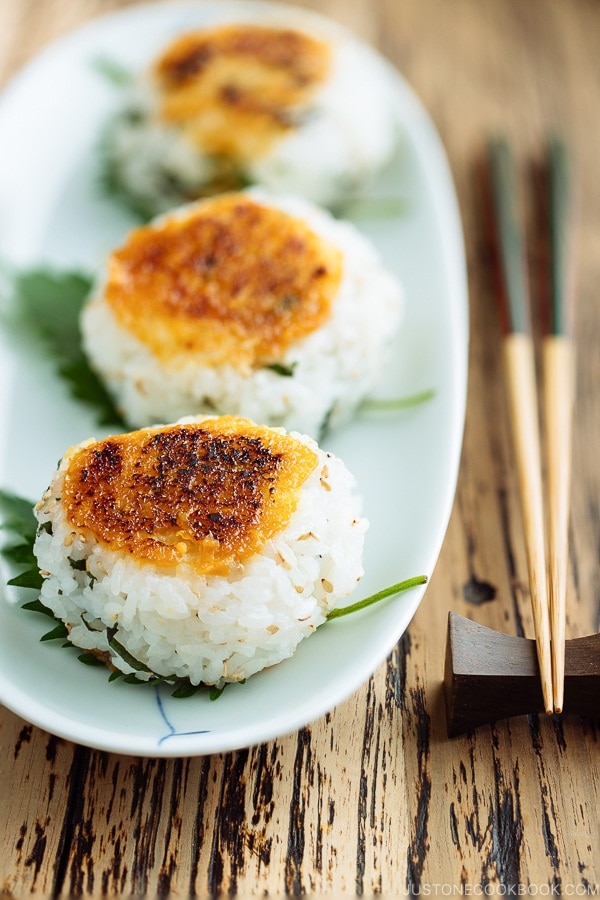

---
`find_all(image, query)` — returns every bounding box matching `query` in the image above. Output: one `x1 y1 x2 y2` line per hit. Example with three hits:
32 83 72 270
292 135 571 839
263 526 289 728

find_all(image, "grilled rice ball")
81 189 402 436
103 18 398 214
34 415 367 687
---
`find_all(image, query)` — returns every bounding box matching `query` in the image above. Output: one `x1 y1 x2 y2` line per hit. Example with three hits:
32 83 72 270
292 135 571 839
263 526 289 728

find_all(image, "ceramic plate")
0 1 468 756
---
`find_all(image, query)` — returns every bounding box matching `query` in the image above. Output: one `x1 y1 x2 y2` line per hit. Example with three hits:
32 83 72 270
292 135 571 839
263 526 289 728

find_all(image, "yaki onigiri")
81 190 403 436
102 18 399 214
33 415 367 688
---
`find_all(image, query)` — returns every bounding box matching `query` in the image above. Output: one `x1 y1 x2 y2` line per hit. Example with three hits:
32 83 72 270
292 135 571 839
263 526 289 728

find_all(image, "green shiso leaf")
78 652 106 667
325 575 428 621
361 389 436 413
122 673 148 685
171 681 203 699
98 149 157 223
14 269 92 344
107 626 156 676
21 598 57 619
8 269 124 427
7 568 43 590
106 627 225 698
264 362 297 377
1 542 36 566
92 55 133 87
40 623 69 642
0 489 74 637
0 489 47 597
0 488 37 536
334 195 409 220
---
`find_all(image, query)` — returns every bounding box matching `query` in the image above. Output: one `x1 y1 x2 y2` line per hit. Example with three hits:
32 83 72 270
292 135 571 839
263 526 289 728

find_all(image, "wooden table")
1 0 598 893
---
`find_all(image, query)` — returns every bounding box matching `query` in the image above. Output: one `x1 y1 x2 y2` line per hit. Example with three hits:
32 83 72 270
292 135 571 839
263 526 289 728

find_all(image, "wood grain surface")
1 0 599 894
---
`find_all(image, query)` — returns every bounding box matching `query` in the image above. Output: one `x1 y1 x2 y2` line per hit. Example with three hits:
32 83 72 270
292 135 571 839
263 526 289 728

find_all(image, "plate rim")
0 0 468 757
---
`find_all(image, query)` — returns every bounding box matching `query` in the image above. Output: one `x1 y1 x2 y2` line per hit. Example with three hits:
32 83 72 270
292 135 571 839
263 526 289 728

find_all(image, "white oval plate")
0 1 468 757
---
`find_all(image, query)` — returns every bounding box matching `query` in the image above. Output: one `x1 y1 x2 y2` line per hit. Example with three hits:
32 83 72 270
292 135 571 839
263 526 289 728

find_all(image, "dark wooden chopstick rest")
444 612 600 737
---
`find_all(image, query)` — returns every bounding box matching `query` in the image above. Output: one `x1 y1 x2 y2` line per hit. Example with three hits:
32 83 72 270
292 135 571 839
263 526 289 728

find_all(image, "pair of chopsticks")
484 137 575 715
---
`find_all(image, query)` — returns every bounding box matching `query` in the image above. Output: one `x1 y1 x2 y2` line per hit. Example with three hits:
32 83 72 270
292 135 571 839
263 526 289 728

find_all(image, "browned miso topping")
103 194 343 370
153 24 331 159
62 417 318 575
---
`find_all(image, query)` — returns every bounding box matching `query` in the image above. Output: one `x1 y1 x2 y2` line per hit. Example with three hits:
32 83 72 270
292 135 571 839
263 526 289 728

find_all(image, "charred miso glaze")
62 416 317 575
154 24 331 158
104 194 343 370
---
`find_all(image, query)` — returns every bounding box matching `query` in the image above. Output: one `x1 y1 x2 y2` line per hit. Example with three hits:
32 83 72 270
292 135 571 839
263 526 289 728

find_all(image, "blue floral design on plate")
154 686 211 745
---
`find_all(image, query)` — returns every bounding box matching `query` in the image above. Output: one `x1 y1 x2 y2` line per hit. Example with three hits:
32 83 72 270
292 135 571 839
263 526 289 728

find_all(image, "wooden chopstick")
485 138 554 714
543 139 575 713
